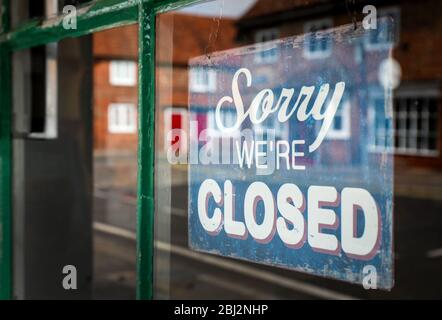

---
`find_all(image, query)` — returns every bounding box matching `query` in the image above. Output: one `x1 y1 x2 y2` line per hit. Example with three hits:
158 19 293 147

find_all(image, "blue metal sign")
187 22 394 289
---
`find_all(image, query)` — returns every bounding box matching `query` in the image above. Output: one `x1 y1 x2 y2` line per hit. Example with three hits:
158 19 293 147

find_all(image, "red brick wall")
93 59 138 152
93 24 138 59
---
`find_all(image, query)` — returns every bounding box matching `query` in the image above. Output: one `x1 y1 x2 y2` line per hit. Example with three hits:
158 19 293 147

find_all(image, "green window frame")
0 0 199 300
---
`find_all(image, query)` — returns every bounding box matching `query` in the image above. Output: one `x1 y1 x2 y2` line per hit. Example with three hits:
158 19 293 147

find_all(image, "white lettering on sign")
308 186 340 255
197 179 223 235
341 188 381 259
197 179 380 260
276 183 306 248
244 182 276 243
215 68 346 152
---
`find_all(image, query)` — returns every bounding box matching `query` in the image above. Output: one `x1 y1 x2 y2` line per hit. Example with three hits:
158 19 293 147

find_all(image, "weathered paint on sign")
187 21 394 289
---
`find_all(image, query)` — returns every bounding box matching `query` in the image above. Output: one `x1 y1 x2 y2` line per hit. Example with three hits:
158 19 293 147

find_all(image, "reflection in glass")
155 0 442 299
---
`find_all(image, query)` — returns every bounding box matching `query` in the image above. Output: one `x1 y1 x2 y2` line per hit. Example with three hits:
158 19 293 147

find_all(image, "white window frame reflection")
368 96 394 153
254 28 279 64
303 18 333 59
189 68 217 93
394 94 439 156
109 60 137 86
326 99 351 140
108 103 137 134
368 91 438 156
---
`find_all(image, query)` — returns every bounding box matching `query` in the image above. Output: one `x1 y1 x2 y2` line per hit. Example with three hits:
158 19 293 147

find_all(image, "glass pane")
92 24 139 300
12 39 94 299
11 24 139 300
155 0 442 299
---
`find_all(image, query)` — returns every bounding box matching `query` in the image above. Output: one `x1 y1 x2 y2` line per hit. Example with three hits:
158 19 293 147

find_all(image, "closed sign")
187 22 394 289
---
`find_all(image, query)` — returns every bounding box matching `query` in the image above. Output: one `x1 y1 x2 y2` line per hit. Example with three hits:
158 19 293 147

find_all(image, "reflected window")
108 103 137 134
327 100 351 140
365 7 400 50
369 98 393 151
109 60 137 86
368 95 439 155
254 28 279 63
189 68 217 93
393 97 439 155
303 18 333 59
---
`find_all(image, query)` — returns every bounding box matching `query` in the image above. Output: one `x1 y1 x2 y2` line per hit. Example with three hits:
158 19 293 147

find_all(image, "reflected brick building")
92 0 442 170
236 0 442 169
92 14 236 155
93 25 139 188
93 25 139 152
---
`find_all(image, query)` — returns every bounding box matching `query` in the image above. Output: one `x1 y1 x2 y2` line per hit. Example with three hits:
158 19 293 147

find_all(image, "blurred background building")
94 0 441 174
